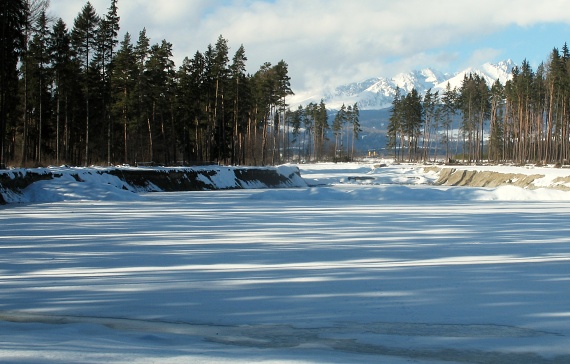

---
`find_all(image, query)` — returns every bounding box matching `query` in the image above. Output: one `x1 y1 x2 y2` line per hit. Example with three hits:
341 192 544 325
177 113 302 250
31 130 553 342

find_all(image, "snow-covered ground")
2 162 570 363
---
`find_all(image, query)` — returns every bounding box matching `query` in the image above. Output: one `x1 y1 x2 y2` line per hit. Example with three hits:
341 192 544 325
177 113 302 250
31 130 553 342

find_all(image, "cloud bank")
51 0 570 95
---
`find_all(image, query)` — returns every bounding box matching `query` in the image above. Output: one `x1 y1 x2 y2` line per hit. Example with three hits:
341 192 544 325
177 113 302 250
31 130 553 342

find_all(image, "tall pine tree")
96 0 119 165
26 9 52 163
71 1 99 165
112 32 137 164
49 18 72 164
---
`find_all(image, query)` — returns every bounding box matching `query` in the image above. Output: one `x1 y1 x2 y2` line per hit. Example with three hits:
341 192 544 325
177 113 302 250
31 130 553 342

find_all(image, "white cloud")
50 0 570 94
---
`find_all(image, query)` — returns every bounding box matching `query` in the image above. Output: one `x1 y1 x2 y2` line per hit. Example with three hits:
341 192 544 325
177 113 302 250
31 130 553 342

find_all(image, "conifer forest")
387 51 570 165
1 0 357 168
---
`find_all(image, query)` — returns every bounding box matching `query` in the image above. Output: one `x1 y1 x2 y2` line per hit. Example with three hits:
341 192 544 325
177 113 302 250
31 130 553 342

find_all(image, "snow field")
1 163 570 363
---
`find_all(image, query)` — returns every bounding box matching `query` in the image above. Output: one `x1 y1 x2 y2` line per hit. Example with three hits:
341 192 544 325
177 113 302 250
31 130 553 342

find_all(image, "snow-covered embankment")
0 165 307 204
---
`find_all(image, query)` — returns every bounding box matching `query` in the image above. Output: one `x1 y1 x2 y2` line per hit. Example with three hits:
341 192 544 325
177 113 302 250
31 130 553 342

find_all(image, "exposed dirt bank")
426 166 570 191
0 165 307 205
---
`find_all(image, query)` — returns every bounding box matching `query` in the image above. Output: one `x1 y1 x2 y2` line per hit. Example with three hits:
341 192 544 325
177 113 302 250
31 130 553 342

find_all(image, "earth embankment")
0 165 307 205
427 166 570 190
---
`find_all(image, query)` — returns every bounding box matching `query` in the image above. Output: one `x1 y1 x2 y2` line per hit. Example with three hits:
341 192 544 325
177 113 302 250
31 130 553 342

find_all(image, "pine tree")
112 32 136 164
422 89 439 162
176 56 197 164
562 42 569 62
133 28 150 163
313 99 328 161
533 63 547 162
459 74 475 161
302 102 315 162
544 48 561 162
286 105 303 163
71 1 100 165
144 40 176 164
349 102 361 160
387 87 403 160
402 88 423 161
476 75 491 162
49 18 72 164
210 35 230 162
96 0 119 165
26 9 52 163
19 0 50 165
177 50 207 163
489 79 504 161
332 104 347 160
272 60 293 164
441 82 458 161
229 45 247 164
458 74 489 162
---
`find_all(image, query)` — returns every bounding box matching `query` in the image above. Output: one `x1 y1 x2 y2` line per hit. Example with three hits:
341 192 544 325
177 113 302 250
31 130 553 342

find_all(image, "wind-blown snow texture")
1 162 570 363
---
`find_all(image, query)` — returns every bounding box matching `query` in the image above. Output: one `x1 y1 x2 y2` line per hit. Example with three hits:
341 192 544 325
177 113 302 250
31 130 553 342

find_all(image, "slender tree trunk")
84 92 89 166
148 101 154 162
261 115 268 165
56 90 60 165
38 76 43 164
64 94 69 162
546 84 554 162
350 130 356 160
123 88 128 163
107 112 111 165
21 68 29 164
161 112 166 164
170 102 176 165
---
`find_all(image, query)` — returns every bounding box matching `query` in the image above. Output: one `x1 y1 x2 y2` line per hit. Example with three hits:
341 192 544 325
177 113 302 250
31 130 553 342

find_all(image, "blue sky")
450 22 570 69
50 0 570 97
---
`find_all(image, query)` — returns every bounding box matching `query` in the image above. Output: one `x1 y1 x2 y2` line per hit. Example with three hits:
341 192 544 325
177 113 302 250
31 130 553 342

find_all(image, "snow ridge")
323 60 516 110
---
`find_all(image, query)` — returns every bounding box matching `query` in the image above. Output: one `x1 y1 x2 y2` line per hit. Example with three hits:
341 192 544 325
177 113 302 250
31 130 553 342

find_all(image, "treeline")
0 0 315 168
285 101 360 163
388 46 570 165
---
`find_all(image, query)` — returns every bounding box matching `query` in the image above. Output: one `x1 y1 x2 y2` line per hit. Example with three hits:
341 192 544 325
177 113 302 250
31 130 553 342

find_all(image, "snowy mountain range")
301 60 516 110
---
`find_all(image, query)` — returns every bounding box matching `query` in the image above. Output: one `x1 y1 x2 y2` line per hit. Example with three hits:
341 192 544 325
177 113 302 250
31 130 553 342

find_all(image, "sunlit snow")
1 162 570 363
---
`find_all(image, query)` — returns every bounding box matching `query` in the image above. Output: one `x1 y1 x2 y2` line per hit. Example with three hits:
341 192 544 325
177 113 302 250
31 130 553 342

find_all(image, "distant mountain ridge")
319 60 516 110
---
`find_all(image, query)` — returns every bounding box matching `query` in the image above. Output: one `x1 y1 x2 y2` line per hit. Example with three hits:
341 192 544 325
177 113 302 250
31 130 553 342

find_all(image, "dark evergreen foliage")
0 0 28 167
1 1 307 166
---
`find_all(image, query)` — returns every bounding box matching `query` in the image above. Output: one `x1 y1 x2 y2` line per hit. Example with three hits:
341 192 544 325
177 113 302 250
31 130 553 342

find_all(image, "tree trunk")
123 87 128 164
148 101 154 162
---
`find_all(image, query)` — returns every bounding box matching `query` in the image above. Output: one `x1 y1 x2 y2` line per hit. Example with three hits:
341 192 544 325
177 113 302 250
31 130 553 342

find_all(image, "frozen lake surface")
1 163 570 363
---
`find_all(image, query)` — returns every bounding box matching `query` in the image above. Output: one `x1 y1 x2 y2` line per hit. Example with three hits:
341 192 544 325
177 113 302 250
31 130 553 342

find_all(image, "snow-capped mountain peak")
318 60 515 110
